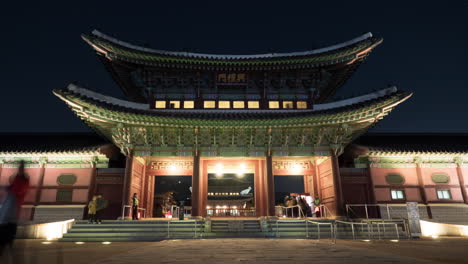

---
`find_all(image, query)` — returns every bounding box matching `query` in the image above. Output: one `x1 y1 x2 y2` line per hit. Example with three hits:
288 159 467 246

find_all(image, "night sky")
1 1 467 133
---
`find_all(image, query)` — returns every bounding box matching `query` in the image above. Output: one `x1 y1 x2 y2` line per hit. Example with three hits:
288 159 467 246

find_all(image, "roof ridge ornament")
89 29 376 59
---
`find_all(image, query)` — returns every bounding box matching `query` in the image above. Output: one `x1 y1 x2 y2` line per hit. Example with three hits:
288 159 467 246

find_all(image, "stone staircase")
267 219 335 238
60 220 203 242
430 205 468 225
59 218 407 242
206 220 264 238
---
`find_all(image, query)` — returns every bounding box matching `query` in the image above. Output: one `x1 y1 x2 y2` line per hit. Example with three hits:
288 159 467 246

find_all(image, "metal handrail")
167 219 202 239
275 205 305 218
318 204 334 218
360 219 410 239
306 220 334 240
334 220 371 240
121 205 146 220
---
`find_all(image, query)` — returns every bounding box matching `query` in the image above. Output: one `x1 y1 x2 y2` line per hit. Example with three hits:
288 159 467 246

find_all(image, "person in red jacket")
9 160 30 218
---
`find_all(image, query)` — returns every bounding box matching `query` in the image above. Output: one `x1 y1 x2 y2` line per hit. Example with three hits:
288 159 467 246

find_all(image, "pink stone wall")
374 187 391 201
370 167 418 186
462 167 468 183
405 188 421 202
72 189 89 203
0 168 41 186
420 167 458 185
43 168 93 186
40 189 57 202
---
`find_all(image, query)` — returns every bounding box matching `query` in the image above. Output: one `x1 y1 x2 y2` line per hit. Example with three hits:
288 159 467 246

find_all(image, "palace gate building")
2 30 467 222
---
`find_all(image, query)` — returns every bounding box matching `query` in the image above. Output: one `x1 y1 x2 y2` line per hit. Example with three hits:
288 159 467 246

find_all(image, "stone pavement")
5 238 468 264
95 239 431 264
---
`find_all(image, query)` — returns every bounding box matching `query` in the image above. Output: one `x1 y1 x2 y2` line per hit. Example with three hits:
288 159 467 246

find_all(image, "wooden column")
266 156 275 216
87 161 98 203
140 158 148 218
331 155 344 216
191 154 200 216
313 161 321 198
35 161 47 204
415 161 432 218
255 159 266 216
33 161 47 221
122 151 134 209
366 160 377 204
455 160 468 204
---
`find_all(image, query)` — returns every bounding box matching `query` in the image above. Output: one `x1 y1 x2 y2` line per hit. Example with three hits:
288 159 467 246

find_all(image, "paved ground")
2 238 468 264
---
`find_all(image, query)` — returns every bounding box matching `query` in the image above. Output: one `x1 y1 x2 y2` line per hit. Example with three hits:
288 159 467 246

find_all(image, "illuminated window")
169 101 180 109
233 101 245 108
269 101 280 109
227 73 236 82
391 190 405 200
219 101 231 109
204 101 216 108
248 101 260 109
155 101 166 108
283 101 294 109
437 190 451 200
297 101 307 109
217 73 246 83
217 73 227 82
184 101 194 109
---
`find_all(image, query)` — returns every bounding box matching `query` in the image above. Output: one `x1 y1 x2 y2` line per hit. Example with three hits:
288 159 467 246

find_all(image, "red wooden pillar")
331 155 344 216
199 159 208 217
456 161 468 204
415 162 432 218
313 161 321 199
87 161 97 203
33 161 47 221
122 151 134 210
266 156 275 216
254 159 266 216
191 154 200 216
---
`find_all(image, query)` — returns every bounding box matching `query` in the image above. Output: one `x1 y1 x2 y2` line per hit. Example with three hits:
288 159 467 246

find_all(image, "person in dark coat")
132 193 139 220
10 160 29 219
0 187 18 257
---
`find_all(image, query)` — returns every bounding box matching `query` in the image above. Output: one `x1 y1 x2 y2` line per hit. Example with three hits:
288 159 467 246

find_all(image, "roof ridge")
89 30 375 60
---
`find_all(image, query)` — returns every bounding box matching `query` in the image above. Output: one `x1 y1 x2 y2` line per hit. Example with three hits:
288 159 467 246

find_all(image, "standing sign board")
406 202 421 238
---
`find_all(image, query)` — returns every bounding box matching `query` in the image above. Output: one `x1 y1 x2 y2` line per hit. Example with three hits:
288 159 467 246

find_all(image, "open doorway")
207 173 255 216
153 176 192 217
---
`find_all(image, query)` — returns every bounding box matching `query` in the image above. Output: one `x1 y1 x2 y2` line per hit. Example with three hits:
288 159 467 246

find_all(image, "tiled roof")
0 133 110 154
82 30 382 69
353 133 468 154
54 84 410 123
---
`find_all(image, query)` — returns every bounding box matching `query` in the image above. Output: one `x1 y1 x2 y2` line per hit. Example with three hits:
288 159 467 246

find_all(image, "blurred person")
10 160 30 219
314 196 321 217
132 193 139 220
87 195 98 224
0 187 18 257
95 194 108 224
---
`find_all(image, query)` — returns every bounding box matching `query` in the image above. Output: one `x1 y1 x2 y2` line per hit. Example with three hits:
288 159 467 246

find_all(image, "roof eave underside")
53 86 412 127
82 31 382 68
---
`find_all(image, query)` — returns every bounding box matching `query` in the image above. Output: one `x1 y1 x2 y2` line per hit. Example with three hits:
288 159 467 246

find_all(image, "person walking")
10 160 30 219
87 195 98 224
94 195 107 224
314 196 321 217
132 193 139 220
0 187 18 257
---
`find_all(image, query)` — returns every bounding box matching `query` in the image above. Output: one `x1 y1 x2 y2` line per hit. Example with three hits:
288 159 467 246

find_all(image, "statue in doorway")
161 191 177 215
